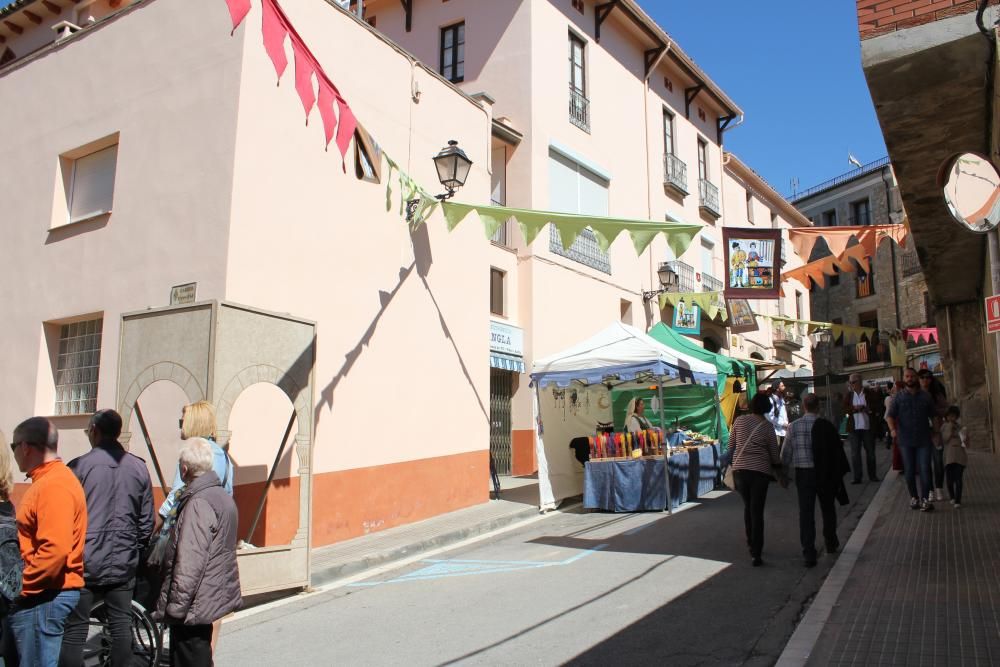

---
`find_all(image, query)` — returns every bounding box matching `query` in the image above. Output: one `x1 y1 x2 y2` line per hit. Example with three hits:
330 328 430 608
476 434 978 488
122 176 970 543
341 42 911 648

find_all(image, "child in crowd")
940 405 968 508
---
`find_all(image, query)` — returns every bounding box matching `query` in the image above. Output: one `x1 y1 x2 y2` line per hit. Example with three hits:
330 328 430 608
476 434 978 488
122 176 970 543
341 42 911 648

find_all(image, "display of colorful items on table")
589 429 666 460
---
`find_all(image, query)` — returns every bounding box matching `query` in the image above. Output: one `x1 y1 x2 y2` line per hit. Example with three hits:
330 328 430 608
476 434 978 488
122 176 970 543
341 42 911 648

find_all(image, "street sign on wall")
986 295 1000 334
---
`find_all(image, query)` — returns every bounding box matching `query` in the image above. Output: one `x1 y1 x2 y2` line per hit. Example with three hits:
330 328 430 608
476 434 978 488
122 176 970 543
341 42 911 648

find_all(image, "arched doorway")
125 379 196 505
227 382 300 547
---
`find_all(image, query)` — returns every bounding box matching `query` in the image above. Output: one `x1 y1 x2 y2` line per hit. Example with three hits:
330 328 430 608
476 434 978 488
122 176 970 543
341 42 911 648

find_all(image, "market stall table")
686 443 721 500
583 451 689 512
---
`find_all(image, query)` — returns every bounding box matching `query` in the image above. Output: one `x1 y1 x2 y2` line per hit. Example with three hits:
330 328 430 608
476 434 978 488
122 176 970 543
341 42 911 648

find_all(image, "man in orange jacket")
8 417 87 666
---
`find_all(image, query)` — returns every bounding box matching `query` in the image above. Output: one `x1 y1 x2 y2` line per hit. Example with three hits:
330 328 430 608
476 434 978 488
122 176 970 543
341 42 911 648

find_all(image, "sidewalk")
780 449 1000 666
307 475 545 589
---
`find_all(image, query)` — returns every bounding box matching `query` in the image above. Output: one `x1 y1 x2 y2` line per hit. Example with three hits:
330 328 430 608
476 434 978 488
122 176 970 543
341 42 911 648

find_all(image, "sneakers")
910 497 920 510
920 499 935 512
954 503 962 509
935 489 945 501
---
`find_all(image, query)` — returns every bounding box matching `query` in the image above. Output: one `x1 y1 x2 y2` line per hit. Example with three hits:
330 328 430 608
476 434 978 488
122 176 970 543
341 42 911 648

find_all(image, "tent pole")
658 379 671 515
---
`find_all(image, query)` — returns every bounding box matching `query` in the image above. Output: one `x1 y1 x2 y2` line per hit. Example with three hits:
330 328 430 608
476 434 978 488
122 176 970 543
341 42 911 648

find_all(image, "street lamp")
406 140 473 222
642 262 679 303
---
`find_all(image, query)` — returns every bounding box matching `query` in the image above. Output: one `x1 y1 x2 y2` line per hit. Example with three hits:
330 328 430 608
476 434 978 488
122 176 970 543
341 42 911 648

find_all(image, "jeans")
170 623 213 667
734 469 771 559
58 580 135 667
899 445 932 501
930 446 945 489
849 428 877 481
9 589 80 667
945 463 965 503
794 468 839 559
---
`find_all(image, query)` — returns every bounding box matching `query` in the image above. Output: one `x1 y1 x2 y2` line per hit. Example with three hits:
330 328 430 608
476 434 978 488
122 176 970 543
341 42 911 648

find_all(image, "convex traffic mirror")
941 152 1000 233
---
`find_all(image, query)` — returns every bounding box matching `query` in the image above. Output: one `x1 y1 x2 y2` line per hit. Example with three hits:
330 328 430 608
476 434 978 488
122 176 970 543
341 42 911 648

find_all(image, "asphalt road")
216 471 884 666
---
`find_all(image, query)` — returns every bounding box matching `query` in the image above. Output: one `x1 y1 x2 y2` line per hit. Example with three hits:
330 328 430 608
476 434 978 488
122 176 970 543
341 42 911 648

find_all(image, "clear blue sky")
643 0 887 197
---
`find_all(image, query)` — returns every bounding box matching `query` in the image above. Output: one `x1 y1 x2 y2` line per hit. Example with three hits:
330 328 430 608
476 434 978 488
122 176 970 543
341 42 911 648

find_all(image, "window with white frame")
548 150 610 273
54 318 103 415
68 144 118 223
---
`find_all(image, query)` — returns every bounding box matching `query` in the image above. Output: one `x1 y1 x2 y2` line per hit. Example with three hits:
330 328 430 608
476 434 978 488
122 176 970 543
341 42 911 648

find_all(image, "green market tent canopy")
530 322 717 510
442 202 702 257
647 323 757 396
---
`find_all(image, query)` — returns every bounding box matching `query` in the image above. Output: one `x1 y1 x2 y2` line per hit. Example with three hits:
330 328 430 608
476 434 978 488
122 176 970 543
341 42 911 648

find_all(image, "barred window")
55 318 102 415
549 227 611 274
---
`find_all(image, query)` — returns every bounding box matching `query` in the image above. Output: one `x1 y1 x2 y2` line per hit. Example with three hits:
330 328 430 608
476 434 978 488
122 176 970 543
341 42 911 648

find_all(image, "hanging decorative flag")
261 0 289 81
672 300 701 335
293 44 316 121
723 228 783 300
224 0 252 33
657 291 726 322
906 327 939 345
726 298 758 334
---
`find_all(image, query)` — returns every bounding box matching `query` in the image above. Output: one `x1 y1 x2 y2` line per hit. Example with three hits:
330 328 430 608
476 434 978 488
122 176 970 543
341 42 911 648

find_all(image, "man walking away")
886 367 937 511
8 417 87 666
59 409 155 667
782 394 848 567
844 373 880 484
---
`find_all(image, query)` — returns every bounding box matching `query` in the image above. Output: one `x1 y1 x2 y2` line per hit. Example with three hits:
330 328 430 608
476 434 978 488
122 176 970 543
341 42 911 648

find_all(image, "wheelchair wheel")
83 598 163 667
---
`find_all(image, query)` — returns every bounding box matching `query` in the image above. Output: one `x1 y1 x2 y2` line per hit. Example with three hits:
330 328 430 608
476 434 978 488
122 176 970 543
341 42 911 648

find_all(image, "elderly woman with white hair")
155 437 241 666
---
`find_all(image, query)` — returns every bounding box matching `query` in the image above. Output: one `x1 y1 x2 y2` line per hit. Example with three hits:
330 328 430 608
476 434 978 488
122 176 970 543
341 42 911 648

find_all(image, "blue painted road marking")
349 544 609 587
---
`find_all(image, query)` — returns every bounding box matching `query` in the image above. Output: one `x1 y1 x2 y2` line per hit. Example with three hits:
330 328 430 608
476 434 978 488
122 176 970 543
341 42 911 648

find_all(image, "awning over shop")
490 352 525 373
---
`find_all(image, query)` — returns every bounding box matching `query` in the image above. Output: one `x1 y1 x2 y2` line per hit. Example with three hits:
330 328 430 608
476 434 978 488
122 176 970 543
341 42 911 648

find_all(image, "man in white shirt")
843 373 880 484
766 382 789 446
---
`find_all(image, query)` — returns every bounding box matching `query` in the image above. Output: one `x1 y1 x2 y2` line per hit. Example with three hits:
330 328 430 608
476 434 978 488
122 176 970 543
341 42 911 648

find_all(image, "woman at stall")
625 397 653 433
730 392 786 567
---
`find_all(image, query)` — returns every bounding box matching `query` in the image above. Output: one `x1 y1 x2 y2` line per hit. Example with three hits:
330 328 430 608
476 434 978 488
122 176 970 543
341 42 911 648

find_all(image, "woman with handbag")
730 392 787 567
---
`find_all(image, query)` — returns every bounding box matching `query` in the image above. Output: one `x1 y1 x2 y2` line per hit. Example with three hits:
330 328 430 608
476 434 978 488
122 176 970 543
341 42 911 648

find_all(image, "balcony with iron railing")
666 260 697 293
843 334 891 367
699 179 721 219
900 250 922 278
569 86 590 133
702 272 723 293
663 154 689 196
772 324 804 351
489 199 514 248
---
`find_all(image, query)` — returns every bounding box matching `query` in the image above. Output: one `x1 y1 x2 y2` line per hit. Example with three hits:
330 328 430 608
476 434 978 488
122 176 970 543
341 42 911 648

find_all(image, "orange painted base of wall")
511 429 536 476
311 449 489 546
12 449 489 550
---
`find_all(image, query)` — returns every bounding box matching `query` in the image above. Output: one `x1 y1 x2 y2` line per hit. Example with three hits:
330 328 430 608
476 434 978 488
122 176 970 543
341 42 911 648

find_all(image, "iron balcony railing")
847 211 871 227
772 326 804 347
843 334 890 366
900 250 922 277
569 86 590 132
702 272 723 293
666 259 697 293
699 179 721 217
663 153 688 194
789 156 891 202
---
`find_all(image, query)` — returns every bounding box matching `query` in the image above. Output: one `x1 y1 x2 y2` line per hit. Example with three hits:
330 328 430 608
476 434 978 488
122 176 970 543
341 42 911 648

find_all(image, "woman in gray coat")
154 437 241 666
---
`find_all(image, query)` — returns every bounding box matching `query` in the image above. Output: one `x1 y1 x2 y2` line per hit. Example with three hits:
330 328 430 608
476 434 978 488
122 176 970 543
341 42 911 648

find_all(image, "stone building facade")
792 158 938 396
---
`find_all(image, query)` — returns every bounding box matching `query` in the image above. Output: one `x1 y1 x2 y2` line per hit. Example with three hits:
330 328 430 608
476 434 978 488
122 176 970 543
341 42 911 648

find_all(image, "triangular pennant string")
316 81 338 149
224 0 252 34
384 156 398 212
557 225 583 251
292 41 316 123
334 93 358 170
261 0 289 82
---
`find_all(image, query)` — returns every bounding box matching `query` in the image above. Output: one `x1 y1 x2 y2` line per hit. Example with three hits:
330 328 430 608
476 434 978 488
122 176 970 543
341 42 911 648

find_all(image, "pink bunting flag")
334 93 357 170
317 80 338 149
224 0 252 34
261 0 289 82
292 41 316 122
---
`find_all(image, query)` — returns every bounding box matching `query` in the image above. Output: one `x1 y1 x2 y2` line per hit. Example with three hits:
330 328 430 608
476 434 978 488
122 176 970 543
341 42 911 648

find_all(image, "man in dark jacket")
155 437 241 666
59 409 154 667
843 374 881 484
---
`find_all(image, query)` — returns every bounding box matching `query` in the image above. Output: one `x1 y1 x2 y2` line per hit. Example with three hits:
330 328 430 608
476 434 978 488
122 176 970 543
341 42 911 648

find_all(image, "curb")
775 470 898 666
310 505 543 588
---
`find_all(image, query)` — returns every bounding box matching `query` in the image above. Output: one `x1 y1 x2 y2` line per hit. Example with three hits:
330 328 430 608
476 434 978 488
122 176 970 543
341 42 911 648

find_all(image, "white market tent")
530 322 718 510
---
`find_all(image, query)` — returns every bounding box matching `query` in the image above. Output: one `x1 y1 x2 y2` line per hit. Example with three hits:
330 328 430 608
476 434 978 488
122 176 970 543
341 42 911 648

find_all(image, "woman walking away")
730 392 787 567
0 430 21 667
941 406 968 508
886 382 905 472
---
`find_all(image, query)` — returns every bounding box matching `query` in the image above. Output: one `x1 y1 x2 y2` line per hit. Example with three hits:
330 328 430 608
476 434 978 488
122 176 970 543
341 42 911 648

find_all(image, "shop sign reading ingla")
490 320 524 356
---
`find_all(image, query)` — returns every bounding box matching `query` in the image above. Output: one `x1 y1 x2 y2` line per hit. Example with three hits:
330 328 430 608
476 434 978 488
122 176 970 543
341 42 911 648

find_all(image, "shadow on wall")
313 221 489 433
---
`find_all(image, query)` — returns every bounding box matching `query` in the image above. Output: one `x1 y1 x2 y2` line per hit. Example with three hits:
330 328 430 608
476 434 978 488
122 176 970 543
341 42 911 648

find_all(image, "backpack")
0 513 22 613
